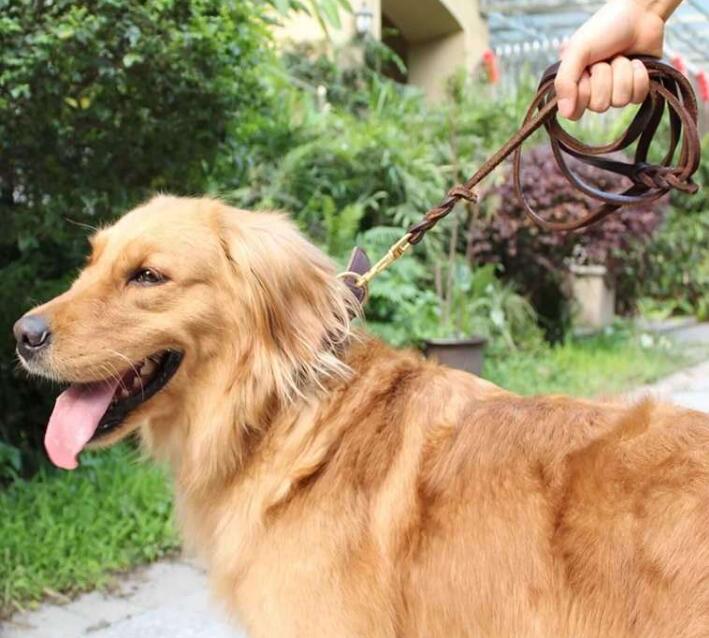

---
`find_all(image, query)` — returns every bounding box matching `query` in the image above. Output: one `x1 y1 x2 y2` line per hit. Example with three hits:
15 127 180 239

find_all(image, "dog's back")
190 338 709 638
399 386 709 637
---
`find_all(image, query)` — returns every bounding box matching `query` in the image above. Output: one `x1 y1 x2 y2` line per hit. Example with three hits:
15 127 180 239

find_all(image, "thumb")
555 46 588 118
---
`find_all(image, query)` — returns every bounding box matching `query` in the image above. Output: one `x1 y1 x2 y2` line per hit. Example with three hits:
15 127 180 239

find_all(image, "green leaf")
10 83 30 99
275 0 293 14
122 52 144 68
55 25 74 40
319 0 342 28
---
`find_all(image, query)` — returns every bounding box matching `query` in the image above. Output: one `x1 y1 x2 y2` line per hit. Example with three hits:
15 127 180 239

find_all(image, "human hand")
554 0 676 120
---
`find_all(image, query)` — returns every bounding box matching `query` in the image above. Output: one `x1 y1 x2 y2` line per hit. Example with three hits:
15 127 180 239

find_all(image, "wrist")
623 0 679 21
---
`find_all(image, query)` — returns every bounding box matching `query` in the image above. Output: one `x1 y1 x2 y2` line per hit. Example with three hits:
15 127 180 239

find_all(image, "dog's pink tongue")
44 381 119 470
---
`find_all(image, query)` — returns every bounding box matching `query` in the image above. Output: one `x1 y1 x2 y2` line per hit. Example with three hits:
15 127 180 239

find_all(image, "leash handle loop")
342 56 700 301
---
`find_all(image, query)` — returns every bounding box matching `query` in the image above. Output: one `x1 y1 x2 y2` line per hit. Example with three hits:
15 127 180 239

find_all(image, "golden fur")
21 196 709 637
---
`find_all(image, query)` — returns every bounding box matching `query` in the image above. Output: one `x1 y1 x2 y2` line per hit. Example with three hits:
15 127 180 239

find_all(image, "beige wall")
276 0 488 101
408 31 468 101
392 0 488 100
274 1 382 47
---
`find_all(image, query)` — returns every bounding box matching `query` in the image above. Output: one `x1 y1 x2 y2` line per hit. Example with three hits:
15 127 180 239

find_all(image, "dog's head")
14 196 355 474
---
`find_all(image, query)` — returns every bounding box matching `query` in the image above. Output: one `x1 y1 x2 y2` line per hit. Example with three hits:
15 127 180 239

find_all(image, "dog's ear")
218 206 358 402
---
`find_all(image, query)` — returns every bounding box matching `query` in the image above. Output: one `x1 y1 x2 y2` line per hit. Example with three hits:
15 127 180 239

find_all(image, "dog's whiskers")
96 361 126 393
64 217 99 233
105 351 143 396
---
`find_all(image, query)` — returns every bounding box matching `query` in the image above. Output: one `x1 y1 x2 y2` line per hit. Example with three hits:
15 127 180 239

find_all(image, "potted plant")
419 258 542 376
421 257 490 376
417 90 492 376
567 245 615 332
417 86 540 374
357 77 541 372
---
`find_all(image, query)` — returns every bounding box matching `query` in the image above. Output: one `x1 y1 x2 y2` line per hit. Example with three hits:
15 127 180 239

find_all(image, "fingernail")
632 59 644 71
557 98 573 117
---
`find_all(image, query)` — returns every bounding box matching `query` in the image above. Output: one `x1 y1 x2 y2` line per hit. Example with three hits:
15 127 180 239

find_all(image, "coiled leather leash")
340 57 700 304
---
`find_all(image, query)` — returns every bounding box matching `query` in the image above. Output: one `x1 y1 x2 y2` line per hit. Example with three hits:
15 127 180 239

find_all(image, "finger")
555 44 589 119
610 56 634 107
569 71 591 121
589 62 612 113
631 59 650 104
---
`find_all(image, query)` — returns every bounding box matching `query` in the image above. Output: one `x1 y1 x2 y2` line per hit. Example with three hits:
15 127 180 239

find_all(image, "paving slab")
670 322 709 345
2 604 88 638
628 360 709 413
1 560 243 638
92 610 235 638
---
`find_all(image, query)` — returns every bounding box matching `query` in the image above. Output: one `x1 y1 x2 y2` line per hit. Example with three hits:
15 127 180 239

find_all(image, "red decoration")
697 70 709 103
671 54 687 76
482 49 500 85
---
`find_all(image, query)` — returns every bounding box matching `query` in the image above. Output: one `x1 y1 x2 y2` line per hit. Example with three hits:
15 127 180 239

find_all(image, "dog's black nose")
14 315 52 359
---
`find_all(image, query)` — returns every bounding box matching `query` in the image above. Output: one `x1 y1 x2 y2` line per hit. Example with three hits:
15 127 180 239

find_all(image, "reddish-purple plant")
469 145 666 337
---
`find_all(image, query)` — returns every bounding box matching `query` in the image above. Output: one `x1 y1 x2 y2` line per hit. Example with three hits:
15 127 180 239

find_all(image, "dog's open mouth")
44 350 183 470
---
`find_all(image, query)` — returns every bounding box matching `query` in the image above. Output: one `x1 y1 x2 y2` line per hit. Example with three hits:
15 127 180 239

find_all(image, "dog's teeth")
132 376 141 389
141 359 156 377
120 388 130 399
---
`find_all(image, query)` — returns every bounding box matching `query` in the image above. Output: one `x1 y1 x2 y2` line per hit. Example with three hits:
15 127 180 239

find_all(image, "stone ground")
627 321 709 413
2 561 243 638
3 325 708 638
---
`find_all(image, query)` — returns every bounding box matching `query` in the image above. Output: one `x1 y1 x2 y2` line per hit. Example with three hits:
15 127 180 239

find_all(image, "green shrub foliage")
0 0 269 473
632 208 709 320
618 137 709 320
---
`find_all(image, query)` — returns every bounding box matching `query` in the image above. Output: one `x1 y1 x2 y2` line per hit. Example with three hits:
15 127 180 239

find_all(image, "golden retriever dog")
14 195 709 638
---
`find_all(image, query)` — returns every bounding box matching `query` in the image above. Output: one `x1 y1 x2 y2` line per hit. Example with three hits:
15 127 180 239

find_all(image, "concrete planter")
569 263 615 330
423 336 487 376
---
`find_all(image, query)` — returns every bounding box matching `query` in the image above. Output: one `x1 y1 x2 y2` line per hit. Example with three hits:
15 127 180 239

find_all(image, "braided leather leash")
340 57 700 305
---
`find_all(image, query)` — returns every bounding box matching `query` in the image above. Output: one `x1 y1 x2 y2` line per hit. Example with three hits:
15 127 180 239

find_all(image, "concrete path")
628 359 709 413
1 560 243 638
3 326 707 638
625 321 709 413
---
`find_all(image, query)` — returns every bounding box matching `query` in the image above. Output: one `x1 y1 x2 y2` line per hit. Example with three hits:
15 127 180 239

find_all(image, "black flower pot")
422 337 487 376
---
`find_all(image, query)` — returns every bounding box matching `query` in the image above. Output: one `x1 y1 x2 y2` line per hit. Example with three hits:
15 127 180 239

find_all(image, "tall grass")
0 444 178 617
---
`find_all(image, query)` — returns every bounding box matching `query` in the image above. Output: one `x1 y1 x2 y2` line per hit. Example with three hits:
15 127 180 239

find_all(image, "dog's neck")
141 337 381 569
142 333 366 498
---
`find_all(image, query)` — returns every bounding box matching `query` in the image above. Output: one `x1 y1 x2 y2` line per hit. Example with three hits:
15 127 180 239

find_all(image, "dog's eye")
129 268 165 286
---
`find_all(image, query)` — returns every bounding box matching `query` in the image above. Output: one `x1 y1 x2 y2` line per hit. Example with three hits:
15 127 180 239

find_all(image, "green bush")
225 47 533 241
0 0 270 474
624 136 709 320
225 52 542 348
632 208 709 319
227 71 447 248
